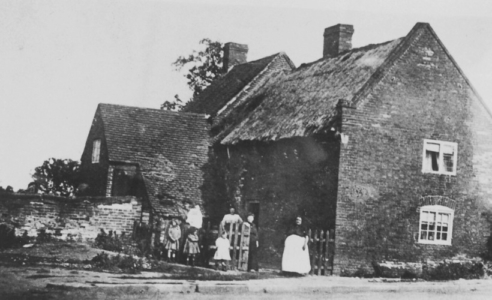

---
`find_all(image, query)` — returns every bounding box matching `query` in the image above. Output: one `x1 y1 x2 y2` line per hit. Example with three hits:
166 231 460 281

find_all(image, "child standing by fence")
183 227 200 266
214 231 231 271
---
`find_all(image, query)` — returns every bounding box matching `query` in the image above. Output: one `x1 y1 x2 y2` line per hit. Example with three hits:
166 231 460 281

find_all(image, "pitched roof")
98 103 210 217
220 38 403 144
182 53 294 116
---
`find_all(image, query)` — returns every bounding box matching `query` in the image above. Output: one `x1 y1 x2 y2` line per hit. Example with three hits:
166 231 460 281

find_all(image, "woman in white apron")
281 216 310 275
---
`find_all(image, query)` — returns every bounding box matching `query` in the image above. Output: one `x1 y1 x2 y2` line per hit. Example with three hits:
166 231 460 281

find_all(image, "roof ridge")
98 103 208 118
295 38 400 72
232 52 284 67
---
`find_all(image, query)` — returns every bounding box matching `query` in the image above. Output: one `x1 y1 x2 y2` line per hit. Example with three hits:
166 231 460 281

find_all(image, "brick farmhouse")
79 23 492 274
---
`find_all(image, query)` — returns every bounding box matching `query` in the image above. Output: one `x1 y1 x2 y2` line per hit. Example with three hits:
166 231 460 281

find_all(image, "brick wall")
209 136 340 268
333 27 492 274
0 193 142 241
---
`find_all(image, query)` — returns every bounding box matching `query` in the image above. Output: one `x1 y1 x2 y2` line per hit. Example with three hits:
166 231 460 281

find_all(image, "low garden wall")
0 192 143 241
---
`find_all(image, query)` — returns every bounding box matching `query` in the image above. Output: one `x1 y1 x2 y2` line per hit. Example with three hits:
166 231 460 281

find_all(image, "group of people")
159 200 203 266
214 207 260 272
160 201 311 275
216 207 311 275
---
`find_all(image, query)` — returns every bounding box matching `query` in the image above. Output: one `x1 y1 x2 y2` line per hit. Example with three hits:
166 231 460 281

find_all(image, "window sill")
418 240 451 246
421 170 456 176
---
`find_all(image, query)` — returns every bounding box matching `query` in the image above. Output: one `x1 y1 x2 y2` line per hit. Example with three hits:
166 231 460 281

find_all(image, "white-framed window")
418 205 453 245
422 139 457 175
92 139 101 163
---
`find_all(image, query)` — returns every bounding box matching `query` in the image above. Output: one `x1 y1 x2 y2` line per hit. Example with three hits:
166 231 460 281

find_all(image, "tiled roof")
220 38 404 144
98 104 210 217
182 53 294 116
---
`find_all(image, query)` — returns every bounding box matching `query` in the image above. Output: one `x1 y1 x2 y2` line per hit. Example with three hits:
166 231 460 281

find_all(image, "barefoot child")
214 231 231 271
183 227 200 266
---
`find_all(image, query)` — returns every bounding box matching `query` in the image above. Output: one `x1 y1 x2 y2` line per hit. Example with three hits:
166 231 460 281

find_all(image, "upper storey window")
92 139 101 163
422 140 457 175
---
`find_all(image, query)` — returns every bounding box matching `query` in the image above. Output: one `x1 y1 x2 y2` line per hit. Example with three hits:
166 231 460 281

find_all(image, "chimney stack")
323 24 354 58
223 42 248 72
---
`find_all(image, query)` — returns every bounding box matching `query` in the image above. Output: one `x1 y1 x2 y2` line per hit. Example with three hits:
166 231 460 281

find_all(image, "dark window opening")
111 168 138 196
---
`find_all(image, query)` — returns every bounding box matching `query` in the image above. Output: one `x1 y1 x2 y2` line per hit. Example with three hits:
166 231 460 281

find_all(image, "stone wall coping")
0 192 141 206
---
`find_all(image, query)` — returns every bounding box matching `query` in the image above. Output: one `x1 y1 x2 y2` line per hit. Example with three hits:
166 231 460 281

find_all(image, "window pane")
442 233 447 240
442 145 454 154
437 214 442 222
442 214 449 222
421 222 428 230
437 232 441 240
92 139 101 163
420 231 428 240
443 153 454 172
429 222 435 231
425 151 440 171
428 231 434 240
426 143 440 152
430 212 436 221
442 225 448 232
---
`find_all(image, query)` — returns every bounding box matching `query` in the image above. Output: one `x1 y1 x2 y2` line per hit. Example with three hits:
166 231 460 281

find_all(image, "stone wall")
208 136 340 268
333 26 492 274
0 192 143 241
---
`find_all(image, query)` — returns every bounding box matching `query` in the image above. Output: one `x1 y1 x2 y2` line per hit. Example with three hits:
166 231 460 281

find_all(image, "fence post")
203 221 210 267
238 223 245 270
308 229 313 275
232 223 239 270
324 230 331 276
317 230 323 275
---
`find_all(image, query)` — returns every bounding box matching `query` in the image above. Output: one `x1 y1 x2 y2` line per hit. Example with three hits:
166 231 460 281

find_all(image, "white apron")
281 235 310 274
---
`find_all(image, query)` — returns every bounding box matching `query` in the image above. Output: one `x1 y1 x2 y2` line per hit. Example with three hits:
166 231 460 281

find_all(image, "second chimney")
323 24 354 58
223 42 248 72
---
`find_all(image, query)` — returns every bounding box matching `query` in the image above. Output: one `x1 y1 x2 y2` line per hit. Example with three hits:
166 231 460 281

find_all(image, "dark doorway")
248 202 260 227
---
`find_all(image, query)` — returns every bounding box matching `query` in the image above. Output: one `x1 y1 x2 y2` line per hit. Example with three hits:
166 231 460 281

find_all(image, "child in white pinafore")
214 231 231 271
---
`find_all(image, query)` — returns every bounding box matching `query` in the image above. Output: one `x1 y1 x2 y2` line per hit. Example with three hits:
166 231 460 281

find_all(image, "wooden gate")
308 229 335 275
204 222 251 271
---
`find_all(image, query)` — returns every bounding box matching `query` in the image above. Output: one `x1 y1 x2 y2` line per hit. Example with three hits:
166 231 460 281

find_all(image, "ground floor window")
418 205 453 245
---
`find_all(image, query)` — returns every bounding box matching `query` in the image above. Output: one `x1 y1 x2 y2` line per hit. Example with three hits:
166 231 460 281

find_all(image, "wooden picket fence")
308 229 335 276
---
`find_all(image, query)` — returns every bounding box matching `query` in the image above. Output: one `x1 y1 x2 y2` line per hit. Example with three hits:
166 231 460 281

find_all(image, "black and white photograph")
1 0 492 299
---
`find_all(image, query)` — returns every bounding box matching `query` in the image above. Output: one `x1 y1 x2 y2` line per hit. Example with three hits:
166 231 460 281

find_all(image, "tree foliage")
161 38 223 111
160 94 184 111
31 158 81 197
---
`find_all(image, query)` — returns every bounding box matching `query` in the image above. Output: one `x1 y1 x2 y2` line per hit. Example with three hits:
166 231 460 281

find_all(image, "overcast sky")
1 0 492 190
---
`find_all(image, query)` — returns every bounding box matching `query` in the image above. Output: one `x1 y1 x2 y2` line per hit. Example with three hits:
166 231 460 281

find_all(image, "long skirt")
248 242 259 271
281 235 310 274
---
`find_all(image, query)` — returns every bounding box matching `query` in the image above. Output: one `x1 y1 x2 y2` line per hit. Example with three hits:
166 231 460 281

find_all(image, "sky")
1 0 492 190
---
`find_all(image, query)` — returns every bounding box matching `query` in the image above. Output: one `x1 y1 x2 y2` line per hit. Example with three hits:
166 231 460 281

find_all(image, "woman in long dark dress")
281 216 310 274
246 213 259 272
